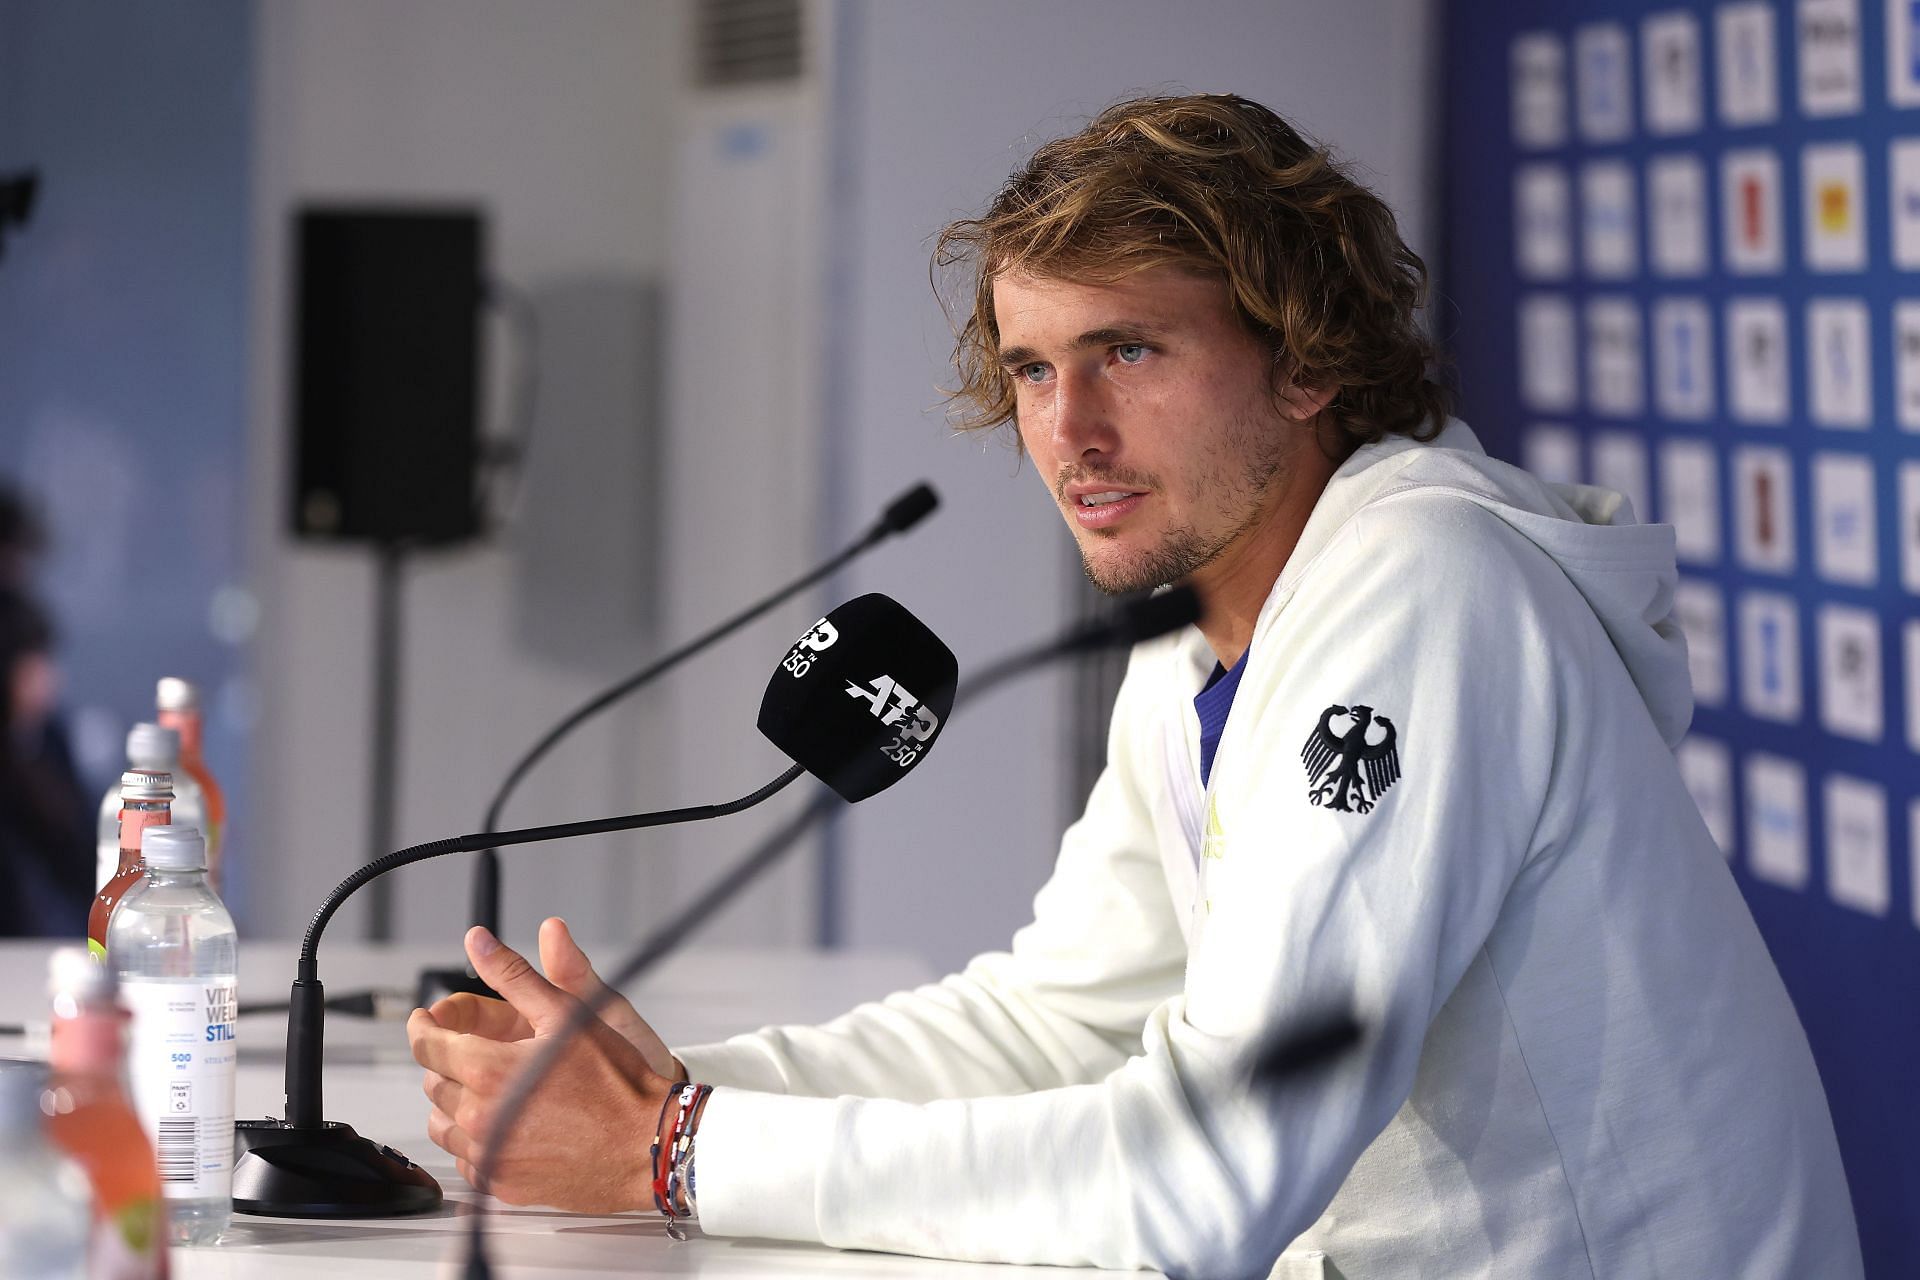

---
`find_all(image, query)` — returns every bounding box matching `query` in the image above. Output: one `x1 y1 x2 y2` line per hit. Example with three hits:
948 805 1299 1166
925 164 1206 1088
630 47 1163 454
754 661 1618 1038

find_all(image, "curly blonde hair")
936 93 1448 448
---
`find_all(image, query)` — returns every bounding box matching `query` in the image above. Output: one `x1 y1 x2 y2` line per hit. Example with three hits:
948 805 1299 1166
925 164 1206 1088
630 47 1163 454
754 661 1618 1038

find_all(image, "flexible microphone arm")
271 762 803 1129
460 587 1205 1276
468 483 939 935
243 586 951 1220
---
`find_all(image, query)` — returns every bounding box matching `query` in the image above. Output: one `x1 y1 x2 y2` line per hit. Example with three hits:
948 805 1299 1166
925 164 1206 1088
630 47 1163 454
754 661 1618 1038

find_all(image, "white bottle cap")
119 768 173 802
156 676 201 713
125 722 181 769
140 825 206 871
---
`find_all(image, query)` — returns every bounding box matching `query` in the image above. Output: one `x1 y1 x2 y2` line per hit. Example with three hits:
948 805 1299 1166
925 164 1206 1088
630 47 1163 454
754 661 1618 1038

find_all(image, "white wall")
239 0 1439 977
821 0 1440 973
244 0 784 954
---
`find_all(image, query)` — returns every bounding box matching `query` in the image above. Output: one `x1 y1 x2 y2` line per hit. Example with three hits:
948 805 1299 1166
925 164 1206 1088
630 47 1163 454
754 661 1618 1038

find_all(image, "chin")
1077 528 1214 597
1079 553 1177 597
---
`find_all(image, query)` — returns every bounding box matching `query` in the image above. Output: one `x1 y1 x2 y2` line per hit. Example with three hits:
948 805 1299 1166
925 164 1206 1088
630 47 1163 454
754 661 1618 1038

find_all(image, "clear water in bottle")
0 1060 90 1279
108 825 238 1245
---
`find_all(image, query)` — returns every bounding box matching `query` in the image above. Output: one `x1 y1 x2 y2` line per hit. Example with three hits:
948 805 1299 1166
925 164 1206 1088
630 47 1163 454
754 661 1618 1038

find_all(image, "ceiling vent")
697 0 804 88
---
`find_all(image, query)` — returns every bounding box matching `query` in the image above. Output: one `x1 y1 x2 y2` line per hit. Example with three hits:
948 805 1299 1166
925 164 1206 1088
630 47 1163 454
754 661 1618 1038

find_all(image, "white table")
0 940 1142 1278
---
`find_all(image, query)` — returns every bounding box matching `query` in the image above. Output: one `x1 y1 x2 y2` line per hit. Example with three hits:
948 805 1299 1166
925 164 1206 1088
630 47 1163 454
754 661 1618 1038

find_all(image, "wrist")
649 1079 713 1235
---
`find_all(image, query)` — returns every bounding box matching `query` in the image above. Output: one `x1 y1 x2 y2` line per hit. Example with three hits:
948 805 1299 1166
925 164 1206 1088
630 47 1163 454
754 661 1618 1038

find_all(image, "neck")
1187 419 1343 668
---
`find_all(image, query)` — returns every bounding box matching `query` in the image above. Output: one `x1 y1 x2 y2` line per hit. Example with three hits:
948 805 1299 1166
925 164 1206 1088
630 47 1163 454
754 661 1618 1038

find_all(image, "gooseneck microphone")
235 593 956 1219
460 587 1204 1277
455 483 939 964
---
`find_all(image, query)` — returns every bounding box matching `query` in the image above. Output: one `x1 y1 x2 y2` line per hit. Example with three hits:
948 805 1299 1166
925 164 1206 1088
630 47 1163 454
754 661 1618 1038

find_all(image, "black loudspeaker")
291 207 485 545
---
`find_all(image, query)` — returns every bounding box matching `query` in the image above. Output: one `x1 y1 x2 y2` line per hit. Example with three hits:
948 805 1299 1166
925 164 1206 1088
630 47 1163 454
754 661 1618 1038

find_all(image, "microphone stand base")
233 1118 444 1217
416 966 500 1009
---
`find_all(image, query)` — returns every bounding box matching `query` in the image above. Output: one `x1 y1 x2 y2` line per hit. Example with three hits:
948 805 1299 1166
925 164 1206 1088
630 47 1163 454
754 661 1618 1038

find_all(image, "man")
409 94 1861 1277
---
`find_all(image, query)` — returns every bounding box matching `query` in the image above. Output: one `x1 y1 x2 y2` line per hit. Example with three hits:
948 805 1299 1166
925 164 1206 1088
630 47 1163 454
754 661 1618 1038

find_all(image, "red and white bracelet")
650 1080 713 1240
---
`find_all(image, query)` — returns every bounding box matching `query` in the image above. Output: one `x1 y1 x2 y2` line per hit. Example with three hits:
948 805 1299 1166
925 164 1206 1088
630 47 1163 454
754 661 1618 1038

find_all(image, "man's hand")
407 921 672 1212
424 917 684 1079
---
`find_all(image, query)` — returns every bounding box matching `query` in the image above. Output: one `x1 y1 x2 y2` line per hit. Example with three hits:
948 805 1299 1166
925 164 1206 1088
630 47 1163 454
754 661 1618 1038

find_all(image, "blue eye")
1019 363 1050 383
1115 344 1148 364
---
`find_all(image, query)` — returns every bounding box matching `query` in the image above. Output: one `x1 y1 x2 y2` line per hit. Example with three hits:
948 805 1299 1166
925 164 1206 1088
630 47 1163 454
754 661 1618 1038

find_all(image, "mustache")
1053 464 1158 505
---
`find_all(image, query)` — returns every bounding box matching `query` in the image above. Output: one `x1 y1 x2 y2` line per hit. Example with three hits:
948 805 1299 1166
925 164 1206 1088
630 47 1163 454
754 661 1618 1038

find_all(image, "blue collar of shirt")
1193 648 1250 789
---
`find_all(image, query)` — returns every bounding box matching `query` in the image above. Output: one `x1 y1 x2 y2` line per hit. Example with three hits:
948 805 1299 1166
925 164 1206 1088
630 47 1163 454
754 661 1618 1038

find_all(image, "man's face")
993 266 1302 596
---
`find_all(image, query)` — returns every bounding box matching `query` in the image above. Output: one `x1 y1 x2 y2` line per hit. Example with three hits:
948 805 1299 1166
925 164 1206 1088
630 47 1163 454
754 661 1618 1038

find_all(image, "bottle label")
120 977 238 1201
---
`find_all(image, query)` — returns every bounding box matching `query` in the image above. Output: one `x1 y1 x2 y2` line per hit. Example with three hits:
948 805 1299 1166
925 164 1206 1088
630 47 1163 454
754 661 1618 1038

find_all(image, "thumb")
465 925 575 1034
538 917 612 1005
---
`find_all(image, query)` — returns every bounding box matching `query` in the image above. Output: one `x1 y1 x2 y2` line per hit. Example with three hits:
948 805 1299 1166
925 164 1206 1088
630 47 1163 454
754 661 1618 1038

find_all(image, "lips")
1067 488 1148 530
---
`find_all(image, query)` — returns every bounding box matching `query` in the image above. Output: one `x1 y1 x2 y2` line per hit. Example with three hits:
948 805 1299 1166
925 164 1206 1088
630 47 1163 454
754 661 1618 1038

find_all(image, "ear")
1276 381 1338 423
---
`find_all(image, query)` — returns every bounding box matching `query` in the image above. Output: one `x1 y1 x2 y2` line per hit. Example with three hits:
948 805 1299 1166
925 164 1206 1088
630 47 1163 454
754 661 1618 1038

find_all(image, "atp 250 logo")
844 674 940 767
781 617 839 677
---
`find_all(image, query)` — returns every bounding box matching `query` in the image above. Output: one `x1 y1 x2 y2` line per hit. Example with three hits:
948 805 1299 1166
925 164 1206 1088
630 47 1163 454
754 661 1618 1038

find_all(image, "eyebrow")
996 320 1171 369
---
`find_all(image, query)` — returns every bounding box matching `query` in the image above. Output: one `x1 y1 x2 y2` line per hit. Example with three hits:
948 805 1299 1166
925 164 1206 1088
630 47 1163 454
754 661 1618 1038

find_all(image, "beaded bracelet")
649 1080 713 1240
680 1085 712 1219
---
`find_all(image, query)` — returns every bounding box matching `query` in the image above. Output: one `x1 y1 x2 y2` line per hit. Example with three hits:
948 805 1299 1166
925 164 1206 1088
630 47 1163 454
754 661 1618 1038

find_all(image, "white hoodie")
677 422 1861 1279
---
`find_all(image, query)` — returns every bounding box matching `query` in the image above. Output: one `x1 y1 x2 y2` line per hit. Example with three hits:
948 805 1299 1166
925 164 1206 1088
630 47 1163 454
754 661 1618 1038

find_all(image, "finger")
422 1068 464 1119
538 917 614 1005
428 991 531 1041
426 1106 476 1164
408 1007 519 1084
466 925 579 1036
539 918 675 1073
405 1006 440 1063
456 1156 487 1196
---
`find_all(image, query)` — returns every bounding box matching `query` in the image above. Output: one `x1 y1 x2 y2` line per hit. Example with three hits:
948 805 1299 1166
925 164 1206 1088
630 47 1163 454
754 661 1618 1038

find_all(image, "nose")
1048 366 1118 460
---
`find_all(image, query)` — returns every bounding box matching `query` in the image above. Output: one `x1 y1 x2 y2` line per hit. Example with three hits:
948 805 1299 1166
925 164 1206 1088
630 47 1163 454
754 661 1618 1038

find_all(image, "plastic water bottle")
87 769 173 960
109 825 238 1245
0 1060 89 1279
96 723 206 893
156 677 227 891
41 949 166 1277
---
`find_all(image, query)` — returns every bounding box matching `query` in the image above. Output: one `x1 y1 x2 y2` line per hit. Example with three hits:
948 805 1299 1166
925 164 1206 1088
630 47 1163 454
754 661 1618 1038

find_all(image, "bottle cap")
125 722 181 769
156 676 201 713
140 825 206 871
119 768 174 802
47 946 116 1011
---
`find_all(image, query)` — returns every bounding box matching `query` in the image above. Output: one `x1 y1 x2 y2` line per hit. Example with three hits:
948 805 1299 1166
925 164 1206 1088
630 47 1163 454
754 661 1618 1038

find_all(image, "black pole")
367 540 405 942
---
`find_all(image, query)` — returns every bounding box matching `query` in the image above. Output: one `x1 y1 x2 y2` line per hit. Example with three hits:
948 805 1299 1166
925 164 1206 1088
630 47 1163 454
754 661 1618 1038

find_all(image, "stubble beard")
1070 407 1294 597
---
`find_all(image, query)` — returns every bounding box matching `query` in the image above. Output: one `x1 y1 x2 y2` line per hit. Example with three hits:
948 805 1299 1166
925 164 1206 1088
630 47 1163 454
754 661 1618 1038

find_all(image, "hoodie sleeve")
685 497 1581 1276
674 642 1192 1102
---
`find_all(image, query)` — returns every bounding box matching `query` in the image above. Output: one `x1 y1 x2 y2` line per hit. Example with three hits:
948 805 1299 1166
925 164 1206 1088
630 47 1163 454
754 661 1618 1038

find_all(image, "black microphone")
234 594 955 1220
758 593 955 802
433 483 941 1004
459 586 1201 1275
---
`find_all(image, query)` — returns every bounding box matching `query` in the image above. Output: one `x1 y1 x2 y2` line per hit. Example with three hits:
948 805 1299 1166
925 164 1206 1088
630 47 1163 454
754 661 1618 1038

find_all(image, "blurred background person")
0 484 47 591
0 583 93 936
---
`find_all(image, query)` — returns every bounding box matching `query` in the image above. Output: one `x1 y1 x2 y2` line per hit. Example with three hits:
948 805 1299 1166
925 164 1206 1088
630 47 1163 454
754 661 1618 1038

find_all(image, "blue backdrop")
0 2 255 920
1443 2 1920 1274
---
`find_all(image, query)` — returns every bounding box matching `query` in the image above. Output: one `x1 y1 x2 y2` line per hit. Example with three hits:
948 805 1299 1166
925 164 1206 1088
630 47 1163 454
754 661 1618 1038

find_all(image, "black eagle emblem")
1300 704 1401 814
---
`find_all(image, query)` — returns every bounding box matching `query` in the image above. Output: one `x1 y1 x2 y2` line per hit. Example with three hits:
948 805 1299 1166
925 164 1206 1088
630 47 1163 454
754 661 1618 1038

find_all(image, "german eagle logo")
1300 704 1400 814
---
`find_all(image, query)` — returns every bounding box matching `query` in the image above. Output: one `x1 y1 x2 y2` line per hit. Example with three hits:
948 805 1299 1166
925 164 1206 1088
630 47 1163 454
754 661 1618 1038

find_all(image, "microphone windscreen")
879 483 939 534
759 594 957 802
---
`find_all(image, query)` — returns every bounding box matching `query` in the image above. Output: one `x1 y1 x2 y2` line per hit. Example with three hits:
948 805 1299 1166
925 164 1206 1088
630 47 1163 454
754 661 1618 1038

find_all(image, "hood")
1268 419 1693 748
